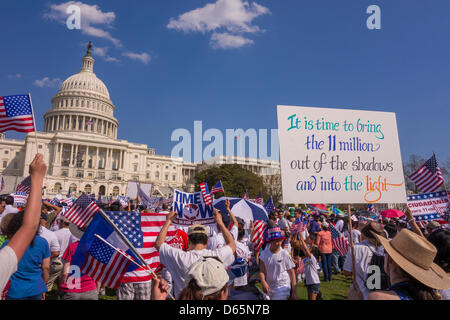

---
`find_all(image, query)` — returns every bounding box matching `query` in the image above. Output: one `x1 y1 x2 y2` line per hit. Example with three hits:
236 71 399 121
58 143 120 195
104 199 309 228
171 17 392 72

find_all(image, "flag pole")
96 209 177 297
347 204 357 287
94 234 175 300
28 93 38 155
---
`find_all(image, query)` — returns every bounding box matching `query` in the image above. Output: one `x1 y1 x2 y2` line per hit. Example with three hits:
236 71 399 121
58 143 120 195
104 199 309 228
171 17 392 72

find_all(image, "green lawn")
255 273 352 300
296 273 351 300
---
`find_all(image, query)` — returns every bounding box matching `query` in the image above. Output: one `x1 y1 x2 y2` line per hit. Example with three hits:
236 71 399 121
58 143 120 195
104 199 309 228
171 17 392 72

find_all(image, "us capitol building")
0 44 280 198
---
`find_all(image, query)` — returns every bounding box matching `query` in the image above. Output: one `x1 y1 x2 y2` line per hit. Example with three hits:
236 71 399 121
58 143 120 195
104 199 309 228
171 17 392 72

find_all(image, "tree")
194 164 269 200
403 154 426 193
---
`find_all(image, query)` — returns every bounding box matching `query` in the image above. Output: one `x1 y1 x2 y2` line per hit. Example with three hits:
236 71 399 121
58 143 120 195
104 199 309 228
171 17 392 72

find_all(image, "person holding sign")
155 209 236 298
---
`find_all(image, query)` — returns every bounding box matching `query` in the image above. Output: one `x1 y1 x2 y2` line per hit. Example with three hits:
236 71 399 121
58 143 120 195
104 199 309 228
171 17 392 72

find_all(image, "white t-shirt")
207 225 238 250
343 229 361 245
335 219 344 232
343 240 385 300
303 255 320 285
259 247 295 290
234 241 251 287
3 205 19 215
0 245 17 292
39 226 61 254
158 243 234 298
54 227 72 258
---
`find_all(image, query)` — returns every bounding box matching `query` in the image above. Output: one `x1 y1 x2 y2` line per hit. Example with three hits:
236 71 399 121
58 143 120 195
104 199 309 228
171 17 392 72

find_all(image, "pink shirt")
60 242 97 293
316 231 333 254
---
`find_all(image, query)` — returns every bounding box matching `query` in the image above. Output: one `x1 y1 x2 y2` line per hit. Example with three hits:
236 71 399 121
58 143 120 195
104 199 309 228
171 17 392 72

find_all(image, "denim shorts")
306 283 320 294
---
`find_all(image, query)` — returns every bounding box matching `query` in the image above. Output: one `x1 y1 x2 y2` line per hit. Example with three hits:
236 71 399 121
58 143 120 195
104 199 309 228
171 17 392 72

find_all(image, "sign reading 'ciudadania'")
277 105 407 204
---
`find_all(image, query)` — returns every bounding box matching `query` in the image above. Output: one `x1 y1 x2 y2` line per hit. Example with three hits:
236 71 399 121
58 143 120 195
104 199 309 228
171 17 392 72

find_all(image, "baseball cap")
322 222 329 228
187 224 208 237
185 257 229 296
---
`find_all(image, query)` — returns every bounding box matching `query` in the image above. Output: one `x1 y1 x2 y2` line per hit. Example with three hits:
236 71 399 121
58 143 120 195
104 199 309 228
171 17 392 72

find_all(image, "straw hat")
373 229 450 290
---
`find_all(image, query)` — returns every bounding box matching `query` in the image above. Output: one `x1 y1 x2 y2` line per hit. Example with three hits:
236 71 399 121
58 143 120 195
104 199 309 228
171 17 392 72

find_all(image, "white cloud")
122 52 151 64
45 1 121 47
167 0 269 49
8 74 22 79
92 45 119 62
34 77 62 88
210 32 254 49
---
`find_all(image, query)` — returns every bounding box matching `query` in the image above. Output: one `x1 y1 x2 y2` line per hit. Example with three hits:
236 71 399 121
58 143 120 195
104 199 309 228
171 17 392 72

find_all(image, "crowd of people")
0 154 449 301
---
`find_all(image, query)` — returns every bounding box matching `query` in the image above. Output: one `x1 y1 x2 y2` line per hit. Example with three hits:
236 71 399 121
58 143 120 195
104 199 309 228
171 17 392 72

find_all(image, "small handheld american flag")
199 182 213 206
16 176 31 194
0 94 35 133
330 223 350 257
63 193 100 228
211 181 225 194
409 154 444 193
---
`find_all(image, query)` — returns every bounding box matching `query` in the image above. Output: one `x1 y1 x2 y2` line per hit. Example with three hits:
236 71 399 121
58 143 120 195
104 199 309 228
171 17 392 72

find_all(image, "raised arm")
405 207 424 238
225 198 238 229
155 211 177 250
7 154 47 261
214 209 236 253
299 235 312 258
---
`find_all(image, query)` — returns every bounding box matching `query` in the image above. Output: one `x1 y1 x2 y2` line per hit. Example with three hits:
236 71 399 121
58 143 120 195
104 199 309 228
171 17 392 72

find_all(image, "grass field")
46 273 351 300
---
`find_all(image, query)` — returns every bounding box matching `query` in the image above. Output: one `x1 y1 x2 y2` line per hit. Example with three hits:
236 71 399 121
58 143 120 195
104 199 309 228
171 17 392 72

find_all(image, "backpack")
366 250 390 291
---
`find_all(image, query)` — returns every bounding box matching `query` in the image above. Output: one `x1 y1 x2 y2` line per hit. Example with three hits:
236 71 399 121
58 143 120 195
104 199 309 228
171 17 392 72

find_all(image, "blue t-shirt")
1 236 50 298
308 220 321 234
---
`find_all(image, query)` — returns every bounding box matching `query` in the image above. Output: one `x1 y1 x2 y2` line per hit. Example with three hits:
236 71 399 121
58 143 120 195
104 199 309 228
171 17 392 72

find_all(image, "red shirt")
59 242 97 293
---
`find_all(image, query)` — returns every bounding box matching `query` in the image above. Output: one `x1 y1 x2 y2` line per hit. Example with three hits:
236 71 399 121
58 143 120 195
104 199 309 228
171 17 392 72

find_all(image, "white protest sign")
172 189 215 227
407 191 450 223
277 105 407 204
126 181 152 198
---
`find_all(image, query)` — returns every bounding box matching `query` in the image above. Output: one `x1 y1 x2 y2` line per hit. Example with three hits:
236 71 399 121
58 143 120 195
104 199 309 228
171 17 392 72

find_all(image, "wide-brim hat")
373 229 450 290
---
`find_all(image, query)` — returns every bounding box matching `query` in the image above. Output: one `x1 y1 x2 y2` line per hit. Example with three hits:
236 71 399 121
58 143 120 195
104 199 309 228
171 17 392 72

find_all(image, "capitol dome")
43 42 119 139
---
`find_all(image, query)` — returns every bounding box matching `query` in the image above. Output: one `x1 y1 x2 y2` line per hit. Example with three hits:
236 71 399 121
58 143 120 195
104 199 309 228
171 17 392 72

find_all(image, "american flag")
111 212 177 283
12 192 27 207
0 94 35 133
250 220 267 252
243 191 249 200
63 193 100 228
329 223 350 257
16 176 31 194
211 181 225 194
60 197 73 207
263 196 275 214
199 182 213 206
85 120 95 126
255 191 263 205
80 236 131 290
409 154 444 193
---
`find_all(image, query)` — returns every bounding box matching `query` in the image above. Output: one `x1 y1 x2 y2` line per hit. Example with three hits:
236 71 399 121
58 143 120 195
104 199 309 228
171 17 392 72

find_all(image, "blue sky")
1 0 449 165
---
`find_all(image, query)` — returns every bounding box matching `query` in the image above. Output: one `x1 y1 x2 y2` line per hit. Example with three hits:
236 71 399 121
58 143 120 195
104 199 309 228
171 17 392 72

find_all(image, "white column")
84 146 89 169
